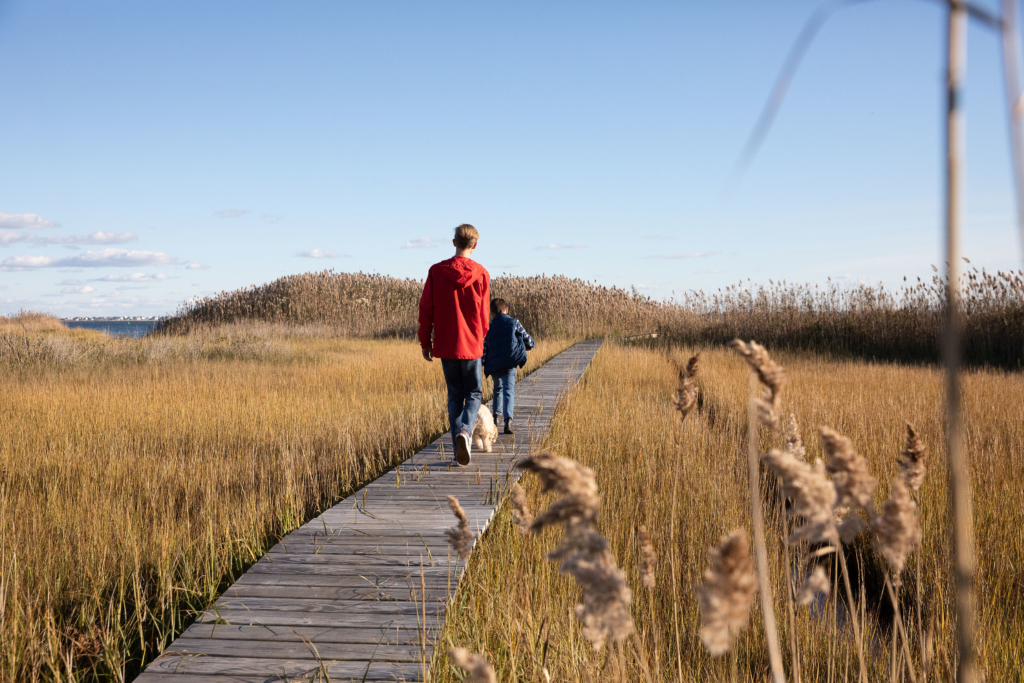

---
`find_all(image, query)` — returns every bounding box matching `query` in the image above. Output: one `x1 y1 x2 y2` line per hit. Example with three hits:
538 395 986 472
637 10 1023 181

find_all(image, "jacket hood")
436 257 486 288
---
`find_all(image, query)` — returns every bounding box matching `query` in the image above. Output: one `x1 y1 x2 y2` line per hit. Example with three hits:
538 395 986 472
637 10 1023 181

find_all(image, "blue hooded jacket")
482 313 535 377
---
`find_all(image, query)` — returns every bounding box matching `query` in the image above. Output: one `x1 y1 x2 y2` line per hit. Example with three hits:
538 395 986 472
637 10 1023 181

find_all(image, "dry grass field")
3 265 1021 683
433 341 1023 682
0 314 571 681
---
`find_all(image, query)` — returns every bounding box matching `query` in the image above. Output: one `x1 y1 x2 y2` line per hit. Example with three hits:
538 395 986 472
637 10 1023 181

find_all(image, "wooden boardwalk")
137 339 603 683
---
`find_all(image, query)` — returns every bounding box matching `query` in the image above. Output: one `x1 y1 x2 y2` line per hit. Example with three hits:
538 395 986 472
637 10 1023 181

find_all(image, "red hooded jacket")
418 257 490 359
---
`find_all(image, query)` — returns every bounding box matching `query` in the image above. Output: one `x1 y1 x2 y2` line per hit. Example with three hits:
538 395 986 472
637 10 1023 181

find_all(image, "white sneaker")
455 431 472 466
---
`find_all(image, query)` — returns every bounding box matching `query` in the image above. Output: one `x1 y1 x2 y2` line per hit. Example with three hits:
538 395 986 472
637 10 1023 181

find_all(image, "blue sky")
1 0 1021 316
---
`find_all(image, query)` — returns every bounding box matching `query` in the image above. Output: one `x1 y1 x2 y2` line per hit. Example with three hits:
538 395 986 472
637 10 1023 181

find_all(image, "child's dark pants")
492 367 516 420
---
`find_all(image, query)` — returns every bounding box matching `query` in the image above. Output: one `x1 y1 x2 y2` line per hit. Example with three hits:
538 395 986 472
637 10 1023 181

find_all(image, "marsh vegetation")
1 265 1020 681
434 341 1022 682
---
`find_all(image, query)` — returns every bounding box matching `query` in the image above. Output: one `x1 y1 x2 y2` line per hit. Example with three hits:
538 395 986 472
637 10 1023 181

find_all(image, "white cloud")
0 249 178 271
215 209 248 219
0 231 26 246
61 249 177 268
402 237 444 249
296 248 339 258
185 262 210 270
261 213 285 223
1 230 137 247
1 255 57 269
535 243 587 250
0 212 58 230
58 279 84 286
61 285 94 294
646 251 720 259
94 273 170 282
69 232 138 245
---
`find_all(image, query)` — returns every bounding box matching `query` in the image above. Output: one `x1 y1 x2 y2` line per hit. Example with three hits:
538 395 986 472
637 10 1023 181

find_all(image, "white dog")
472 405 498 453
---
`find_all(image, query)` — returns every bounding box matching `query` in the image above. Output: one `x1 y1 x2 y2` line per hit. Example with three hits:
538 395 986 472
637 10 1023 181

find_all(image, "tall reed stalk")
943 3 978 681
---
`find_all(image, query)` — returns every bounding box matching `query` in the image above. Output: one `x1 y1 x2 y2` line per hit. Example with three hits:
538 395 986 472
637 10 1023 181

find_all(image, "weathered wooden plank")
252 554 452 567
145 656 421 679
178 623 434 645
266 544 452 556
265 548 452 560
138 674 422 683
138 340 602 682
228 573 451 589
243 563 456 577
209 597 440 615
224 585 450 601
169 639 425 662
196 610 436 628
287 528 453 538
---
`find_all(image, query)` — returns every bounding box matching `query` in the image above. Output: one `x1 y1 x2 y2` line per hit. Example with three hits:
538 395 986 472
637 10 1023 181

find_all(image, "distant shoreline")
61 316 165 322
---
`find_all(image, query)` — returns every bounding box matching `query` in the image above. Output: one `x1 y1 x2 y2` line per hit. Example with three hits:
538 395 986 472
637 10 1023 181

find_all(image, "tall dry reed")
0 322 571 681
432 341 1023 681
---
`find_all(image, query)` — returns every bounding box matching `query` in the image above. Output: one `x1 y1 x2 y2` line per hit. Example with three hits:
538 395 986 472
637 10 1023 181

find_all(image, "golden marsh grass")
434 341 1023 681
0 317 570 681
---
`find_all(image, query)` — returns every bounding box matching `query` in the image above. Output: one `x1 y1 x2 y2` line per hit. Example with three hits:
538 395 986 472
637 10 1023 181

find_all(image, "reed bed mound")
0 310 67 334
433 341 1023 682
156 268 1024 368
659 269 1024 369
155 270 694 340
0 321 572 682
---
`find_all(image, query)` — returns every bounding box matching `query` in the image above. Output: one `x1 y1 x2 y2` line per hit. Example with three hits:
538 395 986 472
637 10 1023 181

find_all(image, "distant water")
63 320 161 338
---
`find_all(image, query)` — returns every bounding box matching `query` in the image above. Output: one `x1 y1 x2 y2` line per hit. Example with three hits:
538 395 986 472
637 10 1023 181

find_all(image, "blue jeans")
440 358 483 449
492 367 517 419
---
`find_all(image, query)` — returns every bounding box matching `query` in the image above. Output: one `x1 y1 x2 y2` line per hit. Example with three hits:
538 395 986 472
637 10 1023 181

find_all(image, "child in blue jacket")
481 298 535 434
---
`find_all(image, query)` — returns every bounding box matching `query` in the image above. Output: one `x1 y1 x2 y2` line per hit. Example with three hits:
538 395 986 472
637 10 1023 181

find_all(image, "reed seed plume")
519 452 633 649
729 339 785 427
672 353 701 421
697 529 757 657
518 452 600 531
553 528 635 650
445 495 475 561
796 565 831 607
518 451 596 498
447 647 497 683
870 477 922 584
637 525 657 590
785 414 806 459
761 449 837 545
510 482 533 533
819 426 878 541
898 423 928 493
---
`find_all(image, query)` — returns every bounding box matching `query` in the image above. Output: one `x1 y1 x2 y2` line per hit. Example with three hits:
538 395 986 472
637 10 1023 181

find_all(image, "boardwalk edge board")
136 339 602 682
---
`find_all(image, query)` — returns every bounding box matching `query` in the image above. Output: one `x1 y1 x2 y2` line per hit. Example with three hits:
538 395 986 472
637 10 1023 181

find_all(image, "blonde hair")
454 224 479 249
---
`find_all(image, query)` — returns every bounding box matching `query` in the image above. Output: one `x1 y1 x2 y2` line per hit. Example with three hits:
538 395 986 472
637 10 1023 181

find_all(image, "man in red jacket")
418 224 491 466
